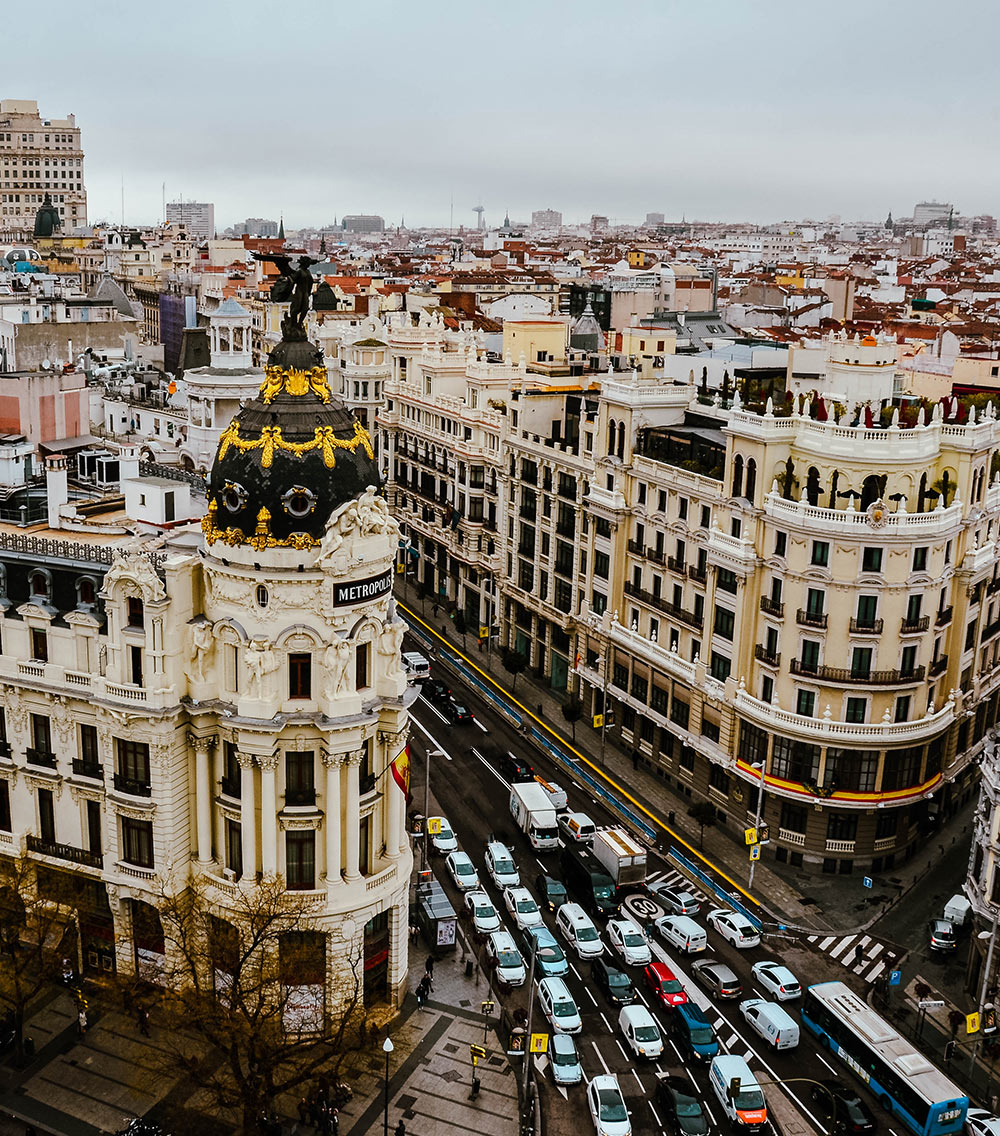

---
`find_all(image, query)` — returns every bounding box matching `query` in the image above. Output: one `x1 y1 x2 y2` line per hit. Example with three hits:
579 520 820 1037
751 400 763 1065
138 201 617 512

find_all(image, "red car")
644 962 688 1009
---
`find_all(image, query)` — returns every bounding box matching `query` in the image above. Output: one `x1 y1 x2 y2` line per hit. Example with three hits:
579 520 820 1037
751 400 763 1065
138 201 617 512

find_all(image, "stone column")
238 752 257 880
259 752 279 876
188 733 216 864
344 751 362 881
323 751 344 885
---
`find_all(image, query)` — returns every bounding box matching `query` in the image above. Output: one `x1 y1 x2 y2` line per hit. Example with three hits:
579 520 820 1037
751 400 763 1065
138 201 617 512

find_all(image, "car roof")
701 960 738 979
450 850 473 863
559 902 589 920
551 1032 577 1053
490 930 516 947
676 1001 711 1023
756 960 795 976
620 1003 654 1022
591 1073 620 1090
508 884 531 897
542 976 572 996
528 924 556 942
487 841 513 856
610 917 640 931
648 961 677 978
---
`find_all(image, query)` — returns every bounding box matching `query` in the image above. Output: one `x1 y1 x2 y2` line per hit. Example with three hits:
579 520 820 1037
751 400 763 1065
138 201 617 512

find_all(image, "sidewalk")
395 577 972 936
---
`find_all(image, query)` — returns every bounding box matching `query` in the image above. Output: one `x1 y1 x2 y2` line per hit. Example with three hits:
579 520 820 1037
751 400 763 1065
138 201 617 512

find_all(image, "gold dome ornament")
215 420 373 470
201 498 319 550
257 363 332 404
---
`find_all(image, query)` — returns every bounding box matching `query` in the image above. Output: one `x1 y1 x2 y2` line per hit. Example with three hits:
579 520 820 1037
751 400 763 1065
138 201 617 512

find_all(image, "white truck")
509 782 559 851
591 827 647 889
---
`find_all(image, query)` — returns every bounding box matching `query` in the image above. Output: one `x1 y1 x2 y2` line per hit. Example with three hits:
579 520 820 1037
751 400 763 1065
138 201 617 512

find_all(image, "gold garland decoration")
216 419 374 469
201 499 319 550
258 364 332 404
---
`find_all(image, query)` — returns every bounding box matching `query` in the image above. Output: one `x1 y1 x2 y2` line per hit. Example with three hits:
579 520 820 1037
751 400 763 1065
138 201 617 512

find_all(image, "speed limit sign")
623 893 664 922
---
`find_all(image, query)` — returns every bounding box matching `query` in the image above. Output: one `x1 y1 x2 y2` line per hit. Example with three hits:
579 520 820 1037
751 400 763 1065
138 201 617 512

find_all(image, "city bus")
800 981 967 1136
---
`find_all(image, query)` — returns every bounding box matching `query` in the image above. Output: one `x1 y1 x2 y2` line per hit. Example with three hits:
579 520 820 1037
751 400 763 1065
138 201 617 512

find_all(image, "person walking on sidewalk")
395 1121 406 1136
138 1007 150 1036
77 1009 88 1037
852 943 865 966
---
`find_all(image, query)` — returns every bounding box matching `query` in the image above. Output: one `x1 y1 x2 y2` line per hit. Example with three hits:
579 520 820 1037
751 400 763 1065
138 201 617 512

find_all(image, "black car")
536 874 568 911
424 678 451 706
441 699 475 724
591 958 635 1006
810 1080 877 1133
494 750 534 784
656 1076 710 1136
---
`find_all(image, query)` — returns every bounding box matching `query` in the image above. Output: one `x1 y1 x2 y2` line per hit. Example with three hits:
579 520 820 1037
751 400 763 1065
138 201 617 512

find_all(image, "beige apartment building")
0 99 86 234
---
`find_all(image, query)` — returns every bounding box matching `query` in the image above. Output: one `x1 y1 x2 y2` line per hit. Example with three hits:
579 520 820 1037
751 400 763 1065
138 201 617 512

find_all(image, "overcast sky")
8 0 999 230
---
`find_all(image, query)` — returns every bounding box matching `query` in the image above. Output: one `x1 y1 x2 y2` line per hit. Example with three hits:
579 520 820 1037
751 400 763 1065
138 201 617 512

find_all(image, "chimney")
45 454 68 530
118 443 140 481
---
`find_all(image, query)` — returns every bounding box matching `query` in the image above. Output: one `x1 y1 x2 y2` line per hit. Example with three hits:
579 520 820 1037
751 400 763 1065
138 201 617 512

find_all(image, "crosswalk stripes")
804 931 897 984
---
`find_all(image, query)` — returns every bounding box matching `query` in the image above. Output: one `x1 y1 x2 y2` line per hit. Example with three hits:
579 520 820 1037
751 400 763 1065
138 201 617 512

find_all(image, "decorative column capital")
257 752 280 774
345 750 364 768
236 750 256 771
321 750 346 770
187 732 217 755
377 727 409 748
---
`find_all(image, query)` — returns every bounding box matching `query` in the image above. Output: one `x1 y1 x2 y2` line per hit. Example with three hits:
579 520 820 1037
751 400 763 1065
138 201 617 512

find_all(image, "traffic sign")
984 1007 997 1035
623 893 664 922
470 1043 487 1060
744 827 758 846
427 817 442 835
749 845 761 861
758 823 770 844
863 876 873 889
593 714 604 729
396 562 404 574
529 1033 548 1053
968 1012 981 1035
918 999 945 1010
481 1000 495 1016
889 970 902 986
480 625 489 639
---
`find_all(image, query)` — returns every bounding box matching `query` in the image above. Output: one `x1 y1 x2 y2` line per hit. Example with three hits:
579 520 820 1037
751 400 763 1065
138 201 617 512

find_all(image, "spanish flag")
390 746 411 803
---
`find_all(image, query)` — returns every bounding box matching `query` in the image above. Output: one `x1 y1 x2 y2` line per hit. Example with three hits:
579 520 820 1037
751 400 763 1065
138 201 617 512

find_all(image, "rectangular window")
286 830 315 889
121 817 154 867
594 552 609 579
80 724 99 768
901 644 917 676
862 546 883 573
710 652 731 681
717 569 738 595
806 588 825 616
738 722 768 767
678 497 688 520
761 675 774 703
670 698 690 730
913 546 928 571
826 812 858 842
906 594 923 622
225 818 243 879
127 596 144 628
845 697 867 724
679 745 695 772
796 689 816 717
856 595 878 626
116 738 150 787
895 695 911 723
774 531 787 557
31 714 52 754
713 607 735 640
289 652 312 699
30 628 47 662
824 748 878 792
779 800 808 834
708 765 730 796
285 751 315 805
851 647 872 679
701 505 711 529
881 745 923 792
38 788 55 843
772 737 820 782
800 640 820 671
875 811 898 840
86 799 101 855
811 541 829 566
0 783 10 832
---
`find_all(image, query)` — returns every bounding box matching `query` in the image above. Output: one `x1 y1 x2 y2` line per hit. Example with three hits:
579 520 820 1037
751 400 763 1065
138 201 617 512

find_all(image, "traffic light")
944 1040 956 1062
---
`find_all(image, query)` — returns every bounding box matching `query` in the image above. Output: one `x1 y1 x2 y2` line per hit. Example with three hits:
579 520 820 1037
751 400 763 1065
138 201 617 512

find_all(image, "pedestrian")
297 1097 310 1127
853 943 865 966
331 1108 339 1136
631 748 640 770
370 1020 379 1046
309 1097 321 1127
423 969 434 993
138 1007 150 1036
395 1121 406 1136
425 954 435 977
77 1008 87 1037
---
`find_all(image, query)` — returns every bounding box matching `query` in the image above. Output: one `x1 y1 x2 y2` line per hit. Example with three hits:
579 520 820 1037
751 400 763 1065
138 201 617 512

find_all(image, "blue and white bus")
801 982 967 1136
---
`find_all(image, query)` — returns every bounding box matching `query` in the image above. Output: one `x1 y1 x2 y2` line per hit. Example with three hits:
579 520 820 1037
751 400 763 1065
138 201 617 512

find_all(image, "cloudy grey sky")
8 0 999 229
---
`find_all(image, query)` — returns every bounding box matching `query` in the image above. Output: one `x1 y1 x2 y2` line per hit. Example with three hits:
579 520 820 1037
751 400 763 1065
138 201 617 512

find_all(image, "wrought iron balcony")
849 618 883 635
113 773 152 797
71 759 102 780
754 644 780 667
796 609 827 629
220 775 241 799
26 834 102 869
26 748 56 769
667 556 686 574
900 615 930 634
284 787 316 807
790 659 925 685
936 606 953 627
760 596 784 617
929 655 948 677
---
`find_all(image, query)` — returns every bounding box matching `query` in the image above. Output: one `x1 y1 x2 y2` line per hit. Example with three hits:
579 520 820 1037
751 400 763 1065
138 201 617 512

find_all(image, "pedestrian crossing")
803 931 898 984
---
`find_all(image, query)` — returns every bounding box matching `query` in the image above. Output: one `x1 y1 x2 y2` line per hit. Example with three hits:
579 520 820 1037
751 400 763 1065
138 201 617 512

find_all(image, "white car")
751 960 801 1001
706 907 761 949
463 890 501 935
607 918 651 967
427 815 458 855
504 885 543 930
484 841 520 889
966 1109 1000 1136
401 651 430 681
486 930 526 987
445 850 480 892
587 1074 632 1136
618 1003 663 1059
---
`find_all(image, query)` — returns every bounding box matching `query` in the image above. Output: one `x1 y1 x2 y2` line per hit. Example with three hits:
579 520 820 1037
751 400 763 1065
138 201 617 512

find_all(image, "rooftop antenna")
473 204 485 231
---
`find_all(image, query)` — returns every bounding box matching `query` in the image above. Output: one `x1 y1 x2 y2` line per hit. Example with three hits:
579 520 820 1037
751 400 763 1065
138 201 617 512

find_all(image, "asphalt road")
404 644 922 1136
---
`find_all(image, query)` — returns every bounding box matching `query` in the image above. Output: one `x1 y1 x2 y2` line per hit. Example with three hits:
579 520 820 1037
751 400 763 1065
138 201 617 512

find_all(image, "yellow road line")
399 601 761 910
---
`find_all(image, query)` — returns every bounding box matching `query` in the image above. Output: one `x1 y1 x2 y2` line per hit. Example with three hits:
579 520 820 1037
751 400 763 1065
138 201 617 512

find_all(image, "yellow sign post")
967 1012 981 1034
744 827 758 845
593 714 604 729
529 1033 548 1053
427 817 442 835
749 845 761 862
480 625 490 640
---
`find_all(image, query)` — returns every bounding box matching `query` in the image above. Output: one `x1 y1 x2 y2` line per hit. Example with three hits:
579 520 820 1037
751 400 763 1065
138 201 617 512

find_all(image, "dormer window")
29 571 50 601
76 577 96 607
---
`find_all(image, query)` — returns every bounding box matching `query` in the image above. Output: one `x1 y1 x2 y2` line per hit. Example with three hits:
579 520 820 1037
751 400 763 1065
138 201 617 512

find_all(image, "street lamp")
748 760 765 890
969 909 999 1075
422 749 445 868
382 1036 394 1136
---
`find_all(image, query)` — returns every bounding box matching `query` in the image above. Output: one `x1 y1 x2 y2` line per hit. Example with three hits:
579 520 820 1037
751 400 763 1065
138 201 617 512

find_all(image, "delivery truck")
591 826 647 889
509 782 559 851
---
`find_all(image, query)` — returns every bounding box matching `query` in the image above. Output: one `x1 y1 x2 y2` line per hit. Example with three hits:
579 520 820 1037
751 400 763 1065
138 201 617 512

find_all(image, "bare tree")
0 855 75 1065
145 876 368 1134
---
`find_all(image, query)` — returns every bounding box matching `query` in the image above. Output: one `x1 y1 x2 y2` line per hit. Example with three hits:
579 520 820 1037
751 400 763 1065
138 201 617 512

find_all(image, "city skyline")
6 0 1000 230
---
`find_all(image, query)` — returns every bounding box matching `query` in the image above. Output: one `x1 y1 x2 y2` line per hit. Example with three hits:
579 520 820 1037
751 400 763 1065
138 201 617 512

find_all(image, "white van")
944 894 972 928
709 1055 767 1133
738 998 799 1050
618 1004 663 1059
555 902 605 959
401 652 430 682
558 811 596 844
654 914 707 954
535 776 568 811
538 976 582 1034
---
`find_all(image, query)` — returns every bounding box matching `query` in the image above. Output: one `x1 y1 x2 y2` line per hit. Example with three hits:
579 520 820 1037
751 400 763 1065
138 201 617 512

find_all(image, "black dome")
202 337 380 551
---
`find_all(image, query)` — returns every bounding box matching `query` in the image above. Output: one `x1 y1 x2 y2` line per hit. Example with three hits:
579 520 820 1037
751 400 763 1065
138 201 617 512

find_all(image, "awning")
39 435 102 453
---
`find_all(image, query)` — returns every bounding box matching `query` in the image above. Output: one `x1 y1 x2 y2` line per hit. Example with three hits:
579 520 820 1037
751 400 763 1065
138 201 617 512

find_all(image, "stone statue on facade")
246 638 279 699
377 620 406 678
324 638 354 698
190 620 215 684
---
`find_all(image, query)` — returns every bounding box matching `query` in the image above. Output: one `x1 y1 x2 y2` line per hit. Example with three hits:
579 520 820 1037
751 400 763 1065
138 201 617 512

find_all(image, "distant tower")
278 215 285 241
473 205 485 231
885 211 893 231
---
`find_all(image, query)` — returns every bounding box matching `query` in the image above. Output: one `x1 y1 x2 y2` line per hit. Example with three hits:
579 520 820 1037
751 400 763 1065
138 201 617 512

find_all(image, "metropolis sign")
333 569 393 606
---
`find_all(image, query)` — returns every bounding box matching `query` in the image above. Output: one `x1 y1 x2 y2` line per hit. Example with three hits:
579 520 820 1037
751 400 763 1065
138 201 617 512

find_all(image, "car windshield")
547 883 566 898
453 704 469 714
457 862 475 875
577 925 599 941
690 1026 714 1045
675 1094 701 1117
608 972 630 988
537 944 560 960
553 1047 576 1066
553 999 576 1017
498 951 521 969
475 903 495 918
494 858 514 874
735 1089 765 1110
438 827 454 840
634 1024 659 1042
594 884 615 899
623 933 645 947
661 978 683 994
517 899 537 912
936 925 954 938
598 1090 628 1121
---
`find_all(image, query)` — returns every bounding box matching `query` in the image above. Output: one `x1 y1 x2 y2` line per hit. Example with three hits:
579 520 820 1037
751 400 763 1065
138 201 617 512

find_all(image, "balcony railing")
825 839 856 854
929 655 948 677
901 615 930 633
623 581 703 629
789 660 925 685
936 606 953 627
760 596 784 617
627 539 644 555
688 565 707 584
796 609 828 629
647 547 664 565
26 834 102 870
754 644 780 666
26 748 56 769
113 773 152 797
849 617 883 635
778 828 806 847
71 759 102 780
667 556 686 574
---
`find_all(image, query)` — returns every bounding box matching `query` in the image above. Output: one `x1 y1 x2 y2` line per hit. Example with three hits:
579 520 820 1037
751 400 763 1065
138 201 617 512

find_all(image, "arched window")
617 423 625 460
731 454 744 498
76 576 96 607
607 419 617 456
744 458 757 503
29 571 50 601
917 472 928 513
806 466 821 507
860 474 881 510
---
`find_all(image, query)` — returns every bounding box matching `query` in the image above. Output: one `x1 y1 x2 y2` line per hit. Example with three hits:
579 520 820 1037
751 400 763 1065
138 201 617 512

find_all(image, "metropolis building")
0 321 412 1015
